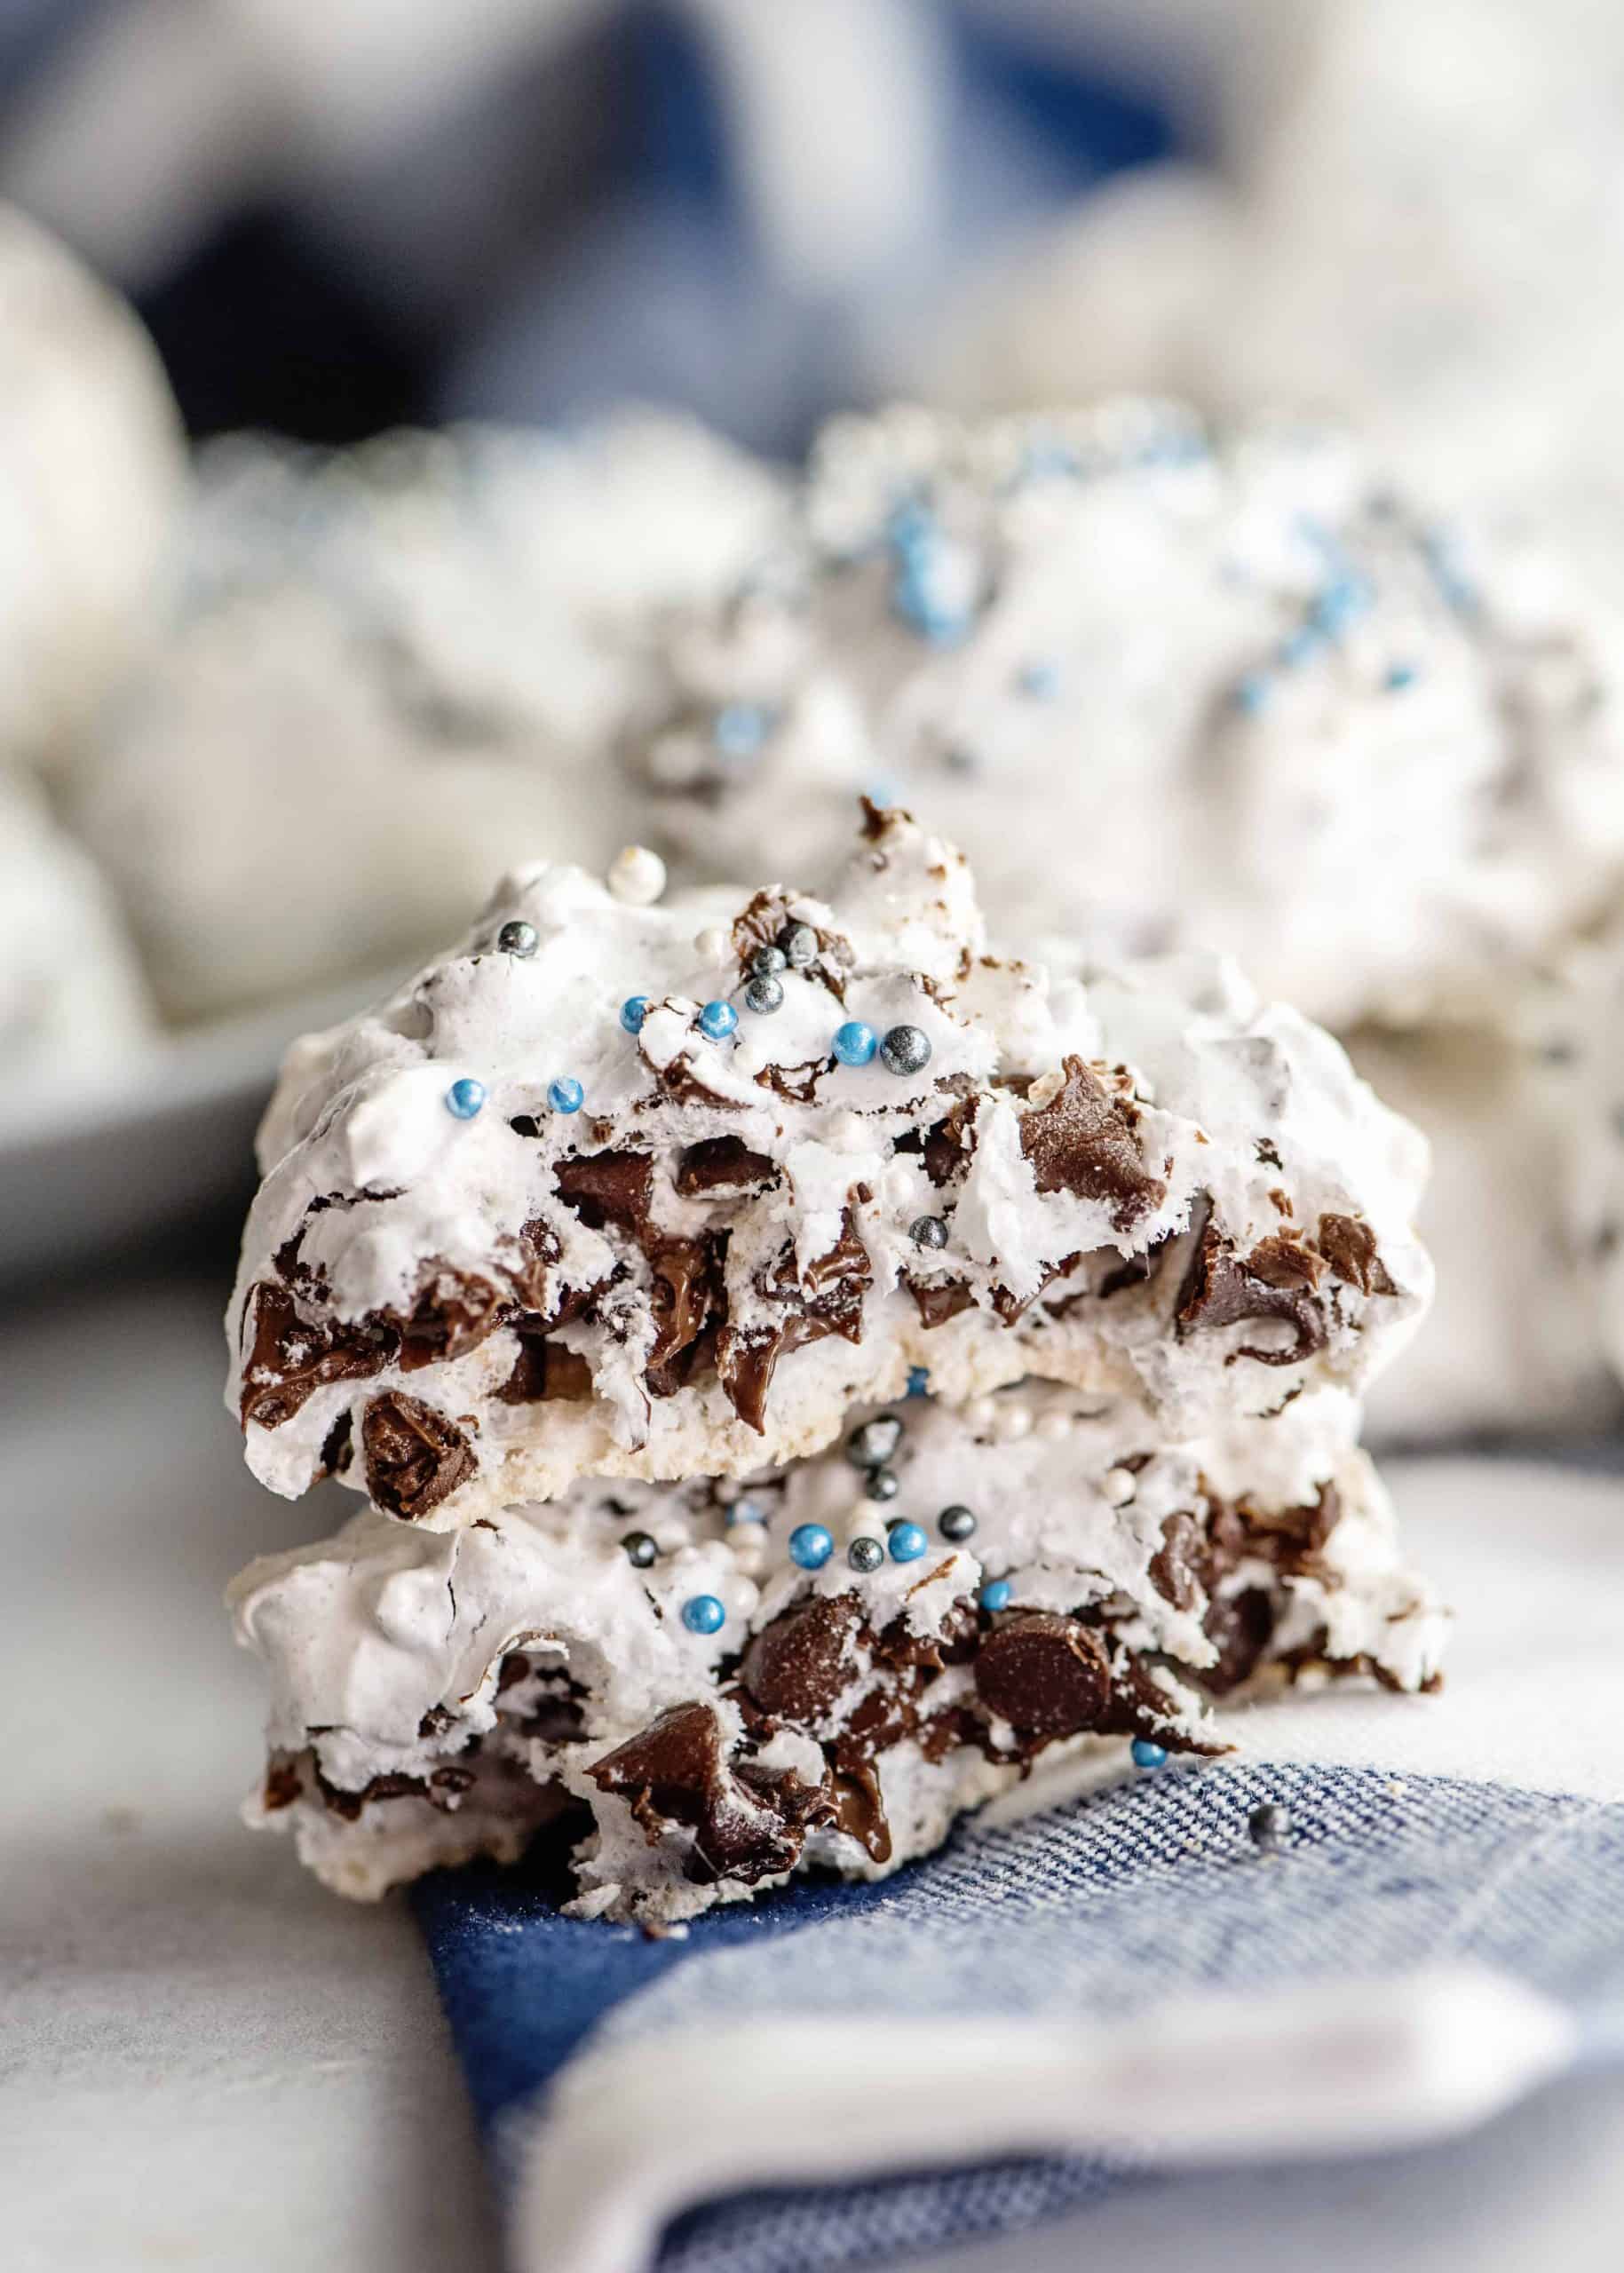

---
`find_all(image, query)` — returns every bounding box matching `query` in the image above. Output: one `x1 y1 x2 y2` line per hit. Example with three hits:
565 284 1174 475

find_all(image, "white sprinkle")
731 1576 762 1617
827 1109 872 1152
652 1515 693 1553
693 925 732 962
730 1536 767 1578
993 1402 1033 1443
964 1395 997 1431
608 845 667 906
1034 1409 1073 1442
1101 1466 1136 1506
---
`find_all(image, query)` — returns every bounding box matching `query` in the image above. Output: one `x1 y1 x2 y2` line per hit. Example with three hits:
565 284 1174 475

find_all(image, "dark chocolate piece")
741 1592 865 1726
360 1391 477 1520
675 1136 778 1196
1316 1212 1400 1296
1018 1056 1168 1230
590 1702 810 1884
1175 1222 1329 1366
974 1612 1113 1738
717 1212 872 1430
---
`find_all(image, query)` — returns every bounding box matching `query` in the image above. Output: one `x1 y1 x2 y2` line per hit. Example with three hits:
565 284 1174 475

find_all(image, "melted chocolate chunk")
716 1211 872 1430
646 1235 723 1395
1242 1234 1325 1292
495 1336 591 1405
906 1275 975 1330
316 1410 354 1479
675 1136 778 1196
392 1267 508 1372
1149 1509 1204 1613
360 1391 476 1520
554 1150 654 1234
921 1091 979 1188
1201 1585 1278 1693
1175 1223 1329 1366
239 1282 395 1429
741 1592 865 1727
590 1702 809 1884
828 1764 891 1863
974 1613 1113 1738
1018 1057 1168 1230
1317 1213 1399 1296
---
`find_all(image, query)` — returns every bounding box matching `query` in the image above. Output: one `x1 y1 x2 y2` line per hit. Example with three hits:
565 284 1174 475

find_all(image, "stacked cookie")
226 806 1445 1923
634 400 1624 1439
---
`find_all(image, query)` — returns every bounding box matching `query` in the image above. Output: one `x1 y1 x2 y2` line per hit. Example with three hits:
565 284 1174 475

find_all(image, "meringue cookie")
73 414 785 1021
0 770 154 1105
635 400 1624 1034
230 1381 1444 1920
227 805 1430 1525
0 204 182 771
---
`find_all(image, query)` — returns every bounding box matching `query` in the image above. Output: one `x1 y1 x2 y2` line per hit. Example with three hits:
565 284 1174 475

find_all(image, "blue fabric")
444 2 1181 454
414 1761 1624 2271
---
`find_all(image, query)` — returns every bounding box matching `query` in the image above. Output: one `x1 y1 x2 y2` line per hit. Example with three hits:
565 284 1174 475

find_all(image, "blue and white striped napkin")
414 1456 1624 2272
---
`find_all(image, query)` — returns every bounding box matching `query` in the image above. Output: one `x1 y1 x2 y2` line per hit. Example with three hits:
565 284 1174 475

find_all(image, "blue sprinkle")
1311 575 1374 637
547 1076 583 1115
1131 1738 1168 1770
698 1000 738 1042
833 1020 877 1067
725 1499 765 1529
1234 671 1271 715
886 497 935 552
1018 659 1061 700
978 1579 1012 1612
886 503 974 646
864 777 899 811
888 1522 928 1564
1020 436 1081 481
1422 529 1478 617
681 1595 726 1635
445 1077 486 1120
620 995 649 1034
906 1366 931 1399
1276 623 1325 669
1385 661 1419 693
714 702 772 761
788 1523 834 1571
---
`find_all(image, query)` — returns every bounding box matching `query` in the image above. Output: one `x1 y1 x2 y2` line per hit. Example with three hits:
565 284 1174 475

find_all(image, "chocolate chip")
1149 1509 1203 1613
360 1391 476 1521
238 1281 393 1430
1316 1212 1399 1297
741 1593 865 1727
1018 1057 1168 1231
1175 1222 1329 1366
716 1212 872 1431
590 1702 811 1884
675 1136 778 1195
974 1613 1113 1738
553 1149 654 1235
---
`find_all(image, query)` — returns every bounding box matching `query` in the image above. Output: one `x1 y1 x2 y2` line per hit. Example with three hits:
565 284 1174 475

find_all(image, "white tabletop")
4 1264 1621 2271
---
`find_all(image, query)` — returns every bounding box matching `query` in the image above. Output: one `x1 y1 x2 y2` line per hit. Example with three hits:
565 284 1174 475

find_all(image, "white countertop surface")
4 1264 1622 2272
